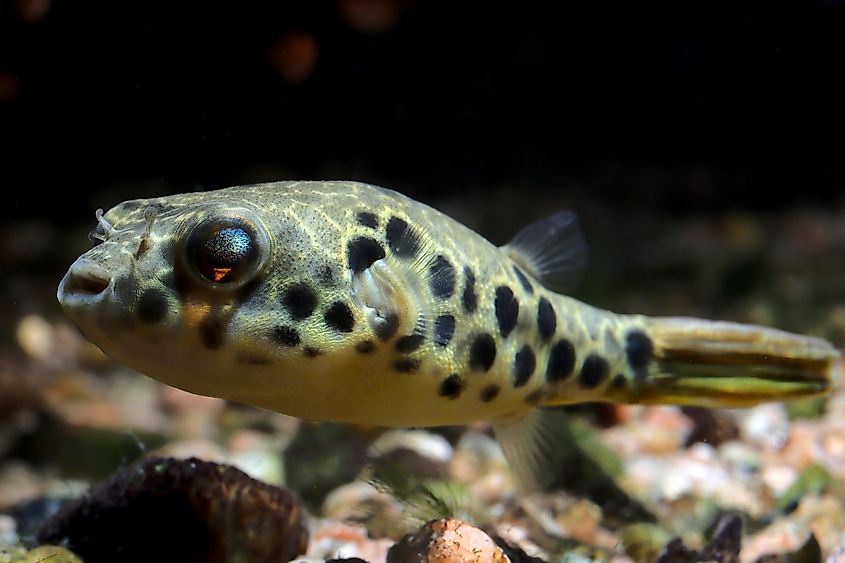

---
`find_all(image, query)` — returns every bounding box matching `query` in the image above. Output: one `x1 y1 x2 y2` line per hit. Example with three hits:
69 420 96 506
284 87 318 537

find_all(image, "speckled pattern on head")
59 180 840 477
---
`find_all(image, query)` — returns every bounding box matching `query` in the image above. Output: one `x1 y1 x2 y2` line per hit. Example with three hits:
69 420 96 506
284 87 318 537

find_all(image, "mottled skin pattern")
59 181 838 431
58 181 652 426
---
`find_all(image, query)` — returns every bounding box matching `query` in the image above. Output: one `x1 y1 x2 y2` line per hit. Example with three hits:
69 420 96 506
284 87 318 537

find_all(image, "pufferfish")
58 181 841 489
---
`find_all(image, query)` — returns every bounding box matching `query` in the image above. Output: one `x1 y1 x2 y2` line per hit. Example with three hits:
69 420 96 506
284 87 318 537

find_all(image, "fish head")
57 185 359 403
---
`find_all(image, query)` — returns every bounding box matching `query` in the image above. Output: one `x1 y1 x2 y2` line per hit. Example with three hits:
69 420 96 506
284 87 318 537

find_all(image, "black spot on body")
395 334 425 353
495 286 519 338
513 345 536 387
524 390 543 405
462 268 478 313
480 384 500 402
374 312 399 341
272 325 301 347
347 237 386 274
199 316 224 350
433 315 455 347
324 302 355 333
469 333 496 372
439 374 464 399
537 297 557 341
282 283 317 320
546 339 576 382
580 354 610 389
513 266 534 294
625 330 654 371
429 255 456 299
303 347 322 358
137 288 169 324
355 340 375 354
356 211 379 229
385 216 420 258
393 358 421 373
611 373 627 388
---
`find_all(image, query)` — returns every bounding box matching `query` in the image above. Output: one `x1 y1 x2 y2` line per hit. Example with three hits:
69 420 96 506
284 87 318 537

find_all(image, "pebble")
718 440 761 473
449 431 507 484
625 443 765 515
491 522 547 562
370 429 453 465
554 498 604 546
227 429 286 485
16 315 54 363
470 469 513 506
0 514 18 545
603 406 691 456
0 463 42 510
1 545 84 562
153 439 229 463
322 481 399 522
828 540 845 563
742 495 845 562
760 464 798 495
739 403 790 450
160 386 225 439
16 316 105 368
387 519 510 563
307 520 394 562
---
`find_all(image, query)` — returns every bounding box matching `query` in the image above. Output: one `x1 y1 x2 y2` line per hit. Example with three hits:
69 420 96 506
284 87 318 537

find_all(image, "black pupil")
198 226 254 283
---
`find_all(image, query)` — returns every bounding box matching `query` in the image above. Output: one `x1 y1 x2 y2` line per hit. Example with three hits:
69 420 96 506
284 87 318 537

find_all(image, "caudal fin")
630 317 840 408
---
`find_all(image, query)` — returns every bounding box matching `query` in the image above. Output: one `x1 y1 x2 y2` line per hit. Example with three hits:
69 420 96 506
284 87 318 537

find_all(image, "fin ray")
502 211 588 294
629 317 841 408
493 408 658 522
493 408 576 492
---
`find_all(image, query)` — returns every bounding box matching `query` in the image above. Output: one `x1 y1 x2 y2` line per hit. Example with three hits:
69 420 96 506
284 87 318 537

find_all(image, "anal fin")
493 408 655 523
493 408 576 492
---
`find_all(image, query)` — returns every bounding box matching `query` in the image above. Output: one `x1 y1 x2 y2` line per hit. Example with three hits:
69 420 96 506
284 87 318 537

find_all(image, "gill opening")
352 259 422 339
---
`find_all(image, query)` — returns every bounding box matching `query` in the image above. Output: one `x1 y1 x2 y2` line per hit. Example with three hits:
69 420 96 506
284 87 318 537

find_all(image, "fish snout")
57 259 114 308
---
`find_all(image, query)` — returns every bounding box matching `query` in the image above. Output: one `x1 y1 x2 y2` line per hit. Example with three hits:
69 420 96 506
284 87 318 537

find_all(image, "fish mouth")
57 259 114 307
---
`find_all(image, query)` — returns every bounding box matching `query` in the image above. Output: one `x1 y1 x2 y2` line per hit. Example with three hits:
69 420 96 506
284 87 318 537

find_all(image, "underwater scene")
2 2 844 562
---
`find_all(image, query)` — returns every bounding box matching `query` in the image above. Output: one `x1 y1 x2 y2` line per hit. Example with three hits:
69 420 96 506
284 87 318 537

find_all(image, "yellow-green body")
59 181 657 427
58 181 839 488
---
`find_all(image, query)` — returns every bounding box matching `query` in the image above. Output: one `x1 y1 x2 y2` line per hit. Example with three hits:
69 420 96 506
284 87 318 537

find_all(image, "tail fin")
630 317 840 408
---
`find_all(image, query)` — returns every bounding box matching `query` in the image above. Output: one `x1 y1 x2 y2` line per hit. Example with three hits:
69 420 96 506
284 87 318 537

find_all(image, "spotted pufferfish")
58 181 841 489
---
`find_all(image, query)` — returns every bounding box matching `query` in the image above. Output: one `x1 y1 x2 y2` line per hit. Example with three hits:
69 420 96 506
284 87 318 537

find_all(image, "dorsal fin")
502 211 589 294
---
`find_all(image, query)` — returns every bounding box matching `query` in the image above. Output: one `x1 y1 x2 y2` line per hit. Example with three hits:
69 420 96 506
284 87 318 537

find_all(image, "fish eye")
184 215 266 287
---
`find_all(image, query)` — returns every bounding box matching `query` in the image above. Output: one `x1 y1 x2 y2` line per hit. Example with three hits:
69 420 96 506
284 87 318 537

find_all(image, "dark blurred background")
2 0 844 333
4 1 844 213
